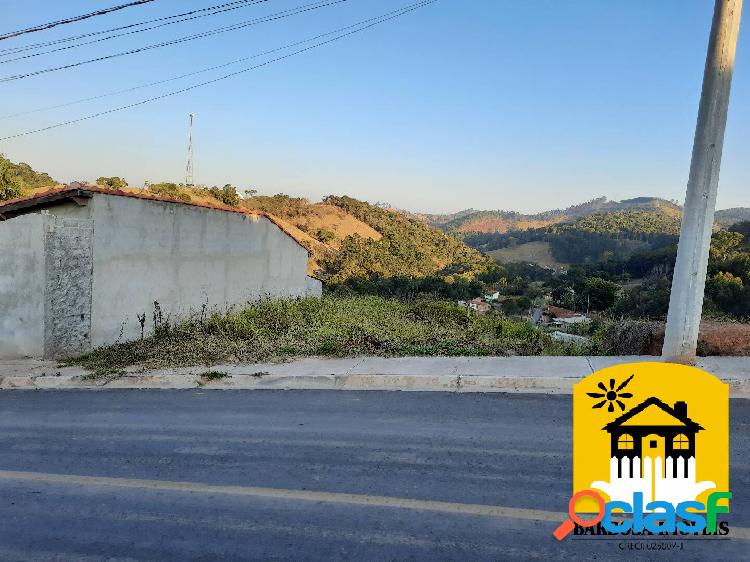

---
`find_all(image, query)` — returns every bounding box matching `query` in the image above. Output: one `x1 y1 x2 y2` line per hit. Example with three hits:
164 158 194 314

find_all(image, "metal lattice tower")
185 112 195 186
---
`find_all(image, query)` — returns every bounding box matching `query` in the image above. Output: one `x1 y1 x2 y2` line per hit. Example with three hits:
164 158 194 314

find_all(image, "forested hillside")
462 209 682 264
320 195 493 284
424 196 683 233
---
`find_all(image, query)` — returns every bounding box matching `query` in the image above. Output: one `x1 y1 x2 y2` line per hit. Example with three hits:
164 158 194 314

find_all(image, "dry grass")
455 217 560 234
487 241 566 269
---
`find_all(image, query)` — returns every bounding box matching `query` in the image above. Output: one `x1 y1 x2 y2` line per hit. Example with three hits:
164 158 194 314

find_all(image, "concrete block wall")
43 217 93 359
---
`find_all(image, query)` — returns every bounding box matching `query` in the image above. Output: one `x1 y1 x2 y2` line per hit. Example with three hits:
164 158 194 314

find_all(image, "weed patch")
64 296 584 372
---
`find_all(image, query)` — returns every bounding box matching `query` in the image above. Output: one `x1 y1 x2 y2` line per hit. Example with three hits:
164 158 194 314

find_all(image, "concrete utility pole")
663 0 743 363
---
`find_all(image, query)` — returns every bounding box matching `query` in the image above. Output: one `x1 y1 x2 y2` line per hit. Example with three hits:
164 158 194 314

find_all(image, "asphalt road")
0 390 747 561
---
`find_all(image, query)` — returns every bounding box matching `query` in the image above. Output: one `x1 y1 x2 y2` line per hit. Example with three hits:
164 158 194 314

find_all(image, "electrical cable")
0 4 423 120
0 1 156 42
0 0 347 83
0 0 271 61
0 0 437 142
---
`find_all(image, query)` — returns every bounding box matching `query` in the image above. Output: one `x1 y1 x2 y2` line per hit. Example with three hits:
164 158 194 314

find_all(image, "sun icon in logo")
587 374 634 412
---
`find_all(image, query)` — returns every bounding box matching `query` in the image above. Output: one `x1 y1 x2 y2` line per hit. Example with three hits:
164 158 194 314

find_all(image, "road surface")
0 390 747 560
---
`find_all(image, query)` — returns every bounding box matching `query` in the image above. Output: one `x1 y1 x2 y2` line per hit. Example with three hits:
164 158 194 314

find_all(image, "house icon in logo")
603 397 704 478
589 393 715 507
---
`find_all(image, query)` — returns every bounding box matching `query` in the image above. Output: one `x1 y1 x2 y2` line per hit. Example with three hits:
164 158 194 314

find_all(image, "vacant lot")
67 296 582 376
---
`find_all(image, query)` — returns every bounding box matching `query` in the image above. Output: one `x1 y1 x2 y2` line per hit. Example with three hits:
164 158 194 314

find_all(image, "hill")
553 209 682 236
233 193 382 276
230 193 492 283
425 197 683 233
464 208 683 264
716 207 750 227
319 195 491 283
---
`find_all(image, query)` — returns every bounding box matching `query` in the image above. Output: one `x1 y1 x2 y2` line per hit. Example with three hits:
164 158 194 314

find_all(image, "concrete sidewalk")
1 356 749 395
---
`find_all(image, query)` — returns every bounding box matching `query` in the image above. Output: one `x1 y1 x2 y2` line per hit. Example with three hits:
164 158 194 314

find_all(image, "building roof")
603 397 704 432
545 305 582 319
0 186 308 254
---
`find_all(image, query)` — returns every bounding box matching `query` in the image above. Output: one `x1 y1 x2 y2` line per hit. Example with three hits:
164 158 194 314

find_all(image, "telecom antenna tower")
185 112 195 186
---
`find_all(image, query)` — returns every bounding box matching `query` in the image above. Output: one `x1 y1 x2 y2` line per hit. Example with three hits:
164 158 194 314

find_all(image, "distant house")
472 301 492 314
544 305 591 326
0 186 320 359
459 297 492 314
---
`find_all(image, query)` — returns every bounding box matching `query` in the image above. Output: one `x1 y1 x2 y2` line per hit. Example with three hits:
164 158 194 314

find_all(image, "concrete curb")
1 356 749 396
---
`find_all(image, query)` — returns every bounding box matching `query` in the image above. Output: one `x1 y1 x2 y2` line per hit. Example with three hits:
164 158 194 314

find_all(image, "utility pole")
663 0 743 363
185 112 195 186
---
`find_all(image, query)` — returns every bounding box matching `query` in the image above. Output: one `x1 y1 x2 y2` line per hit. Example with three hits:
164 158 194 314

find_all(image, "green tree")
148 182 191 202
581 277 619 311
705 271 747 316
612 279 671 319
0 158 23 200
0 153 56 200
206 184 241 207
710 230 743 261
96 176 128 190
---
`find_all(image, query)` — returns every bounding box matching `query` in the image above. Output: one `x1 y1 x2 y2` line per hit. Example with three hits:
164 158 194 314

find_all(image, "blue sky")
0 0 747 213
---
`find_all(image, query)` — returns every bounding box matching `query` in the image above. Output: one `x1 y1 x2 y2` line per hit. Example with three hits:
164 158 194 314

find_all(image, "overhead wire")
0 0 271 61
0 0 437 142
0 1 157 41
1 4 425 120
0 0 348 83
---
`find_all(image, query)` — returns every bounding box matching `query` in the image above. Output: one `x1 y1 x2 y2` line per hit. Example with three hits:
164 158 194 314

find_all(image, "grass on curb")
64 296 592 378
198 370 229 381
196 370 230 386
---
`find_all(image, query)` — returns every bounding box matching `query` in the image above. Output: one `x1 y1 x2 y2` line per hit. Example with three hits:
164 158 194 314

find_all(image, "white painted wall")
306 276 323 297
88 195 311 346
0 214 46 358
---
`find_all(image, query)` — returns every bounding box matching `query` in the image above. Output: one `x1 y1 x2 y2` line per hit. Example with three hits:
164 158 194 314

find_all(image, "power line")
0 0 259 55
1 6 423 121
0 0 347 83
0 1 157 42
0 0 270 61
0 0 437 142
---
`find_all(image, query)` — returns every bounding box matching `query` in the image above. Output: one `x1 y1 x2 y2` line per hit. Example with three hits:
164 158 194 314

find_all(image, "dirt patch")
642 321 750 356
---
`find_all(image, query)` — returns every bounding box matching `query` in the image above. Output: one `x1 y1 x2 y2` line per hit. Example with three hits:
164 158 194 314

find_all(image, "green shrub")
0 163 22 200
316 228 336 243
205 184 241 207
148 182 191 202
97 176 128 190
